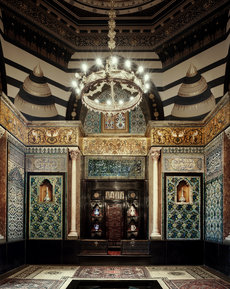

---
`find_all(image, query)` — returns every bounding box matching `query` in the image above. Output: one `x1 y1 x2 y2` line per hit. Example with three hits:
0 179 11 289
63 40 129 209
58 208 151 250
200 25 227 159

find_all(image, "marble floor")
0 265 229 289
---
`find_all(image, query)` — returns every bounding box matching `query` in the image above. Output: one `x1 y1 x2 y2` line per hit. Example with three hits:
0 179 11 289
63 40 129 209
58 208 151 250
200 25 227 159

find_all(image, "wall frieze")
150 127 204 146
204 101 230 145
0 95 27 144
27 127 79 146
26 147 68 154
83 137 148 156
162 147 204 154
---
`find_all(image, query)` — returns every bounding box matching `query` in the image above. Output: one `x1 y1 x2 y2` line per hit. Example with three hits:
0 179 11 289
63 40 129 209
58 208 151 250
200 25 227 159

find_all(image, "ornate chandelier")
72 1 150 115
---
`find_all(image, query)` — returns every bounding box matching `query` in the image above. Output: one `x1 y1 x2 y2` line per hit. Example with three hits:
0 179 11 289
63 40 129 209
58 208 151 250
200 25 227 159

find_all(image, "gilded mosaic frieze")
83 137 147 155
204 102 230 145
151 127 204 146
0 99 27 143
27 127 79 146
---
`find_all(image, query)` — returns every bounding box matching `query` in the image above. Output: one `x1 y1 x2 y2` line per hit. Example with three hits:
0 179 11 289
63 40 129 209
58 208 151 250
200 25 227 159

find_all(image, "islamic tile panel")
166 175 201 240
83 137 147 155
85 156 145 179
0 131 7 240
223 131 230 240
130 107 146 134
26 154 67 172
205 175 223 243
151 127 204 146
205 133 223 181
101 113 129 133
29 174 63 239
163 154 204 173
27 127 79 146
7 142 25 241
84 110 101 134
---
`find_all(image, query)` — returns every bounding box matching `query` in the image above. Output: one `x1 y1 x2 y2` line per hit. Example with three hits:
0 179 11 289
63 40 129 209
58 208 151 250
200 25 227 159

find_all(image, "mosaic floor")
0 265 229 289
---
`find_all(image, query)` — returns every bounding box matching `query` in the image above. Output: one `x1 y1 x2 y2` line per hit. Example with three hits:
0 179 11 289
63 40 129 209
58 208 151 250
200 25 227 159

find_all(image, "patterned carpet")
0 265 229 289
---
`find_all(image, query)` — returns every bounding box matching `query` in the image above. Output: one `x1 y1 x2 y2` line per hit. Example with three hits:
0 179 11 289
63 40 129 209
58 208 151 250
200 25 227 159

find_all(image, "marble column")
148 147 161 239
68 148 81 238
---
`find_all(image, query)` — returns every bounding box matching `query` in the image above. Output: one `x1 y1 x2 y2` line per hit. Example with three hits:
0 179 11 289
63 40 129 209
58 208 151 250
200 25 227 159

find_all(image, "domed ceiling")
61 0 163 15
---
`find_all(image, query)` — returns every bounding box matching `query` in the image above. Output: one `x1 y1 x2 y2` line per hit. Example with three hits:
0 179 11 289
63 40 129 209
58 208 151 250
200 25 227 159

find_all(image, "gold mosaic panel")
0 99 27 143
205 102 230 145
83 137 147 155
27 127 79 146
150 127 204 146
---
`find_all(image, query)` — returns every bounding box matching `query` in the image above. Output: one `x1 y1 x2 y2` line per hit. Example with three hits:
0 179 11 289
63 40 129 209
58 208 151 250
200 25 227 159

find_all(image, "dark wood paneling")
149 241 166 265
0 241 25 274
166 240 203 265
0 242 7 274
7 241 25 271
204 241 230 276
63 240 81 264
26 240 63 264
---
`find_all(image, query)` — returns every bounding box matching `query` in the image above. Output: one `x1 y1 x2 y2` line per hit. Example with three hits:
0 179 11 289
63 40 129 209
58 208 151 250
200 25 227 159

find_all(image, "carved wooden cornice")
0 0 228 50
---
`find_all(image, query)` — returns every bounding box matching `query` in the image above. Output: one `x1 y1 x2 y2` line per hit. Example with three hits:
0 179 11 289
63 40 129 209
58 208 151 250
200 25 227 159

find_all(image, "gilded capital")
149 147 161 161
225 126 230 140
0 126 6 138
69 148 80 160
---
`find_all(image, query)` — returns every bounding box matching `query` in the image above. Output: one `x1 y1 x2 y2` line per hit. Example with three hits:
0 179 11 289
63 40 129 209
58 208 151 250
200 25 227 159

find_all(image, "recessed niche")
175 180 192 204
39 179 53 202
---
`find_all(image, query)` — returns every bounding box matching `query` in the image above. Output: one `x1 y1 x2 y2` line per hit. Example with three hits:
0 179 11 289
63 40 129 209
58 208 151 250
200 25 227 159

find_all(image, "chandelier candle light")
72 1 150 115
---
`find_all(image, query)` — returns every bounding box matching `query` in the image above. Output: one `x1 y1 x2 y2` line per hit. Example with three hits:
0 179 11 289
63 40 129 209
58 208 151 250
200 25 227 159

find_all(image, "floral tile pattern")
29 175 64 239
205 175 223 243
7 142 25 241
166 176 201 240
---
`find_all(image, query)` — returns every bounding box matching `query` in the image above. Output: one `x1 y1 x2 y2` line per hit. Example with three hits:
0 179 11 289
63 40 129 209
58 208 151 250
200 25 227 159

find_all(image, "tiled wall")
84 106 146 135
0 131 7 239
28 174 64 239
162 147 204 240
26 148 68 240
165 175 201 240
204 134 223 243
7 141 25 241
85 156 145 179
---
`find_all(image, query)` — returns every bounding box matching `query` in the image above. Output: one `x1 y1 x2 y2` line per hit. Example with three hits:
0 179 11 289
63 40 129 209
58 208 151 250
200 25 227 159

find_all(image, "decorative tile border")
163 154 204 172
26 154 68 172
83 137 148 155
85 156 145 179
205 133 223 181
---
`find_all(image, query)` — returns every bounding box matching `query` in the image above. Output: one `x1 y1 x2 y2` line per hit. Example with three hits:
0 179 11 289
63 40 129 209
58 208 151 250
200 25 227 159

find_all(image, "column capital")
0 126 6 138
225 126 230 140
148 147 161 161
69 147 81 160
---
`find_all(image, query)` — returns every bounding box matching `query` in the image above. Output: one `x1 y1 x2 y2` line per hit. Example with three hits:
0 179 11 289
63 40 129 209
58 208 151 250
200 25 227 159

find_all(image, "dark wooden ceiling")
0 0 229 68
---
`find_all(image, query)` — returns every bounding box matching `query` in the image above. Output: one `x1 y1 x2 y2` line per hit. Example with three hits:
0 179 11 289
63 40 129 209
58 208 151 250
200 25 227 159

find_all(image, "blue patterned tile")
166 176 201 240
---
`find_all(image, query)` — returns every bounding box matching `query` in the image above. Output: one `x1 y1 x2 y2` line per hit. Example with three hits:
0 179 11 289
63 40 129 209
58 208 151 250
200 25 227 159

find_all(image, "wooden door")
106 203 123 240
